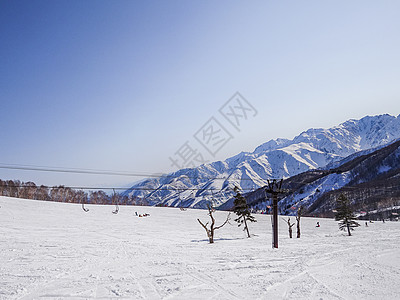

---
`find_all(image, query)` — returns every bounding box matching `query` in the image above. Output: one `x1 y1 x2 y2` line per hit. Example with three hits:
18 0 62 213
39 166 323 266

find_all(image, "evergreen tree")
335 194 360 236
233 186 256 238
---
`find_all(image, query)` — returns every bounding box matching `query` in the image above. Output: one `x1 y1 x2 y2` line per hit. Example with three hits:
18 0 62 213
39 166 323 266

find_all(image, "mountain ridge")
124 114 400 208
240 138 400 217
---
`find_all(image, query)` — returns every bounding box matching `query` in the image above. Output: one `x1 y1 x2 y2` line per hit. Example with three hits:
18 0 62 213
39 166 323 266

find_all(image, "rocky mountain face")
124 114 400 208
238 139 400 216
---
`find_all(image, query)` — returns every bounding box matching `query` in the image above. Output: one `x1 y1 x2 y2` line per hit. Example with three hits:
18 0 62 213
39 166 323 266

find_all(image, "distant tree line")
0 179 148 206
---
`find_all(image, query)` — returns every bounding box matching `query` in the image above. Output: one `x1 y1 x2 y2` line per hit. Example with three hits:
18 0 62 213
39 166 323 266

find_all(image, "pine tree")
335 194 360 236
233 186 256 238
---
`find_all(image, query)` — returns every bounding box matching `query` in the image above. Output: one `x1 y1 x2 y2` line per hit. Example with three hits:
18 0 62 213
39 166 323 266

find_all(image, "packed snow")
1 196 400 299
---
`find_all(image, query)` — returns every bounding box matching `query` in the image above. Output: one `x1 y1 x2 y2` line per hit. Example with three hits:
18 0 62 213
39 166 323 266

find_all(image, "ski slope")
1 196 400 299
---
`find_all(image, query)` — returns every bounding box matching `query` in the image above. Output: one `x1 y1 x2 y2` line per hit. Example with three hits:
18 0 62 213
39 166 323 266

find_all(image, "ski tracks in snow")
2 198 400 299
117 237 241 300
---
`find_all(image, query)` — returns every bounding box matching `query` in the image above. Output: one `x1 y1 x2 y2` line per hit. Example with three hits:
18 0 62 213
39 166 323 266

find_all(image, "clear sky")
1 0 399 189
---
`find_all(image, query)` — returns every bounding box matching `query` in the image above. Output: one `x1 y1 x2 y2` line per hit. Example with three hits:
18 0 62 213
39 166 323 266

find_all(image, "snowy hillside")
239 139 400 217
1 196 400 299
124 114 400 208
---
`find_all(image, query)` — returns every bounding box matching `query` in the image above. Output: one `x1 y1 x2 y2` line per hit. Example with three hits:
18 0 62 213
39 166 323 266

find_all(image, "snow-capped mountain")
124 114 400 208
239 138 400 217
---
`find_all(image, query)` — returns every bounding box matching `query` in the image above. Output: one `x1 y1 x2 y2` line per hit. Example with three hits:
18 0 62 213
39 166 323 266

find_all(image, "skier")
316 221 320 227
365 222 368 227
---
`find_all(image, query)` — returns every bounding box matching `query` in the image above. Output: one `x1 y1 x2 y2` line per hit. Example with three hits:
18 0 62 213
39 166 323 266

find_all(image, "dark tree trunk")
296 219 301 238
244 217 250 238
198 204 230 244
347 223 351 236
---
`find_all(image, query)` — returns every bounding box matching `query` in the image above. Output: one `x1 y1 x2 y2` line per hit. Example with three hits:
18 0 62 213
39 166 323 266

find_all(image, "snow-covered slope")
124 114 400 208
240 139 400 217
1 196 400 299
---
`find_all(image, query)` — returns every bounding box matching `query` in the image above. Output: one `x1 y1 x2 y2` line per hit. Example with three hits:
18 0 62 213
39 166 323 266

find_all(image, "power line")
0 164 166 178
1 164 398 194
0 163 291 186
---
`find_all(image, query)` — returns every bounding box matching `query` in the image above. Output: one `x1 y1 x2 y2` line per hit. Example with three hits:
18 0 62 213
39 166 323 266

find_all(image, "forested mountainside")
235 139 400 217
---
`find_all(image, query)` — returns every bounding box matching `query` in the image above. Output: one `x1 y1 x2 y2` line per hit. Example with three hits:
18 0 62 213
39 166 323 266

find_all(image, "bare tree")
283 217 295 238
64 187 74 203
90 190 108 204
51 186 66 202
0 180 6 196
296 206 304 238
89 191 100 204
19 182 37 199
36 185 49 200
7 180 19 197
120 195 129 205
197 203 230 244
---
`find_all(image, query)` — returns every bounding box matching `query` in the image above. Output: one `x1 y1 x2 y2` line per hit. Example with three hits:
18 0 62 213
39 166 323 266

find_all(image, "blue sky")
1 0 399 188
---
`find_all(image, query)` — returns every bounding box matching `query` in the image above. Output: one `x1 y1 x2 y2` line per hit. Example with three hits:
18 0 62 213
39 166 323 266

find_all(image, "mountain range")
237 138 400 217
123 114 400 209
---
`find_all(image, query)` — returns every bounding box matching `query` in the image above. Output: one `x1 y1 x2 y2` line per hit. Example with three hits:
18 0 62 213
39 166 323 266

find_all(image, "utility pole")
264 179 286 249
